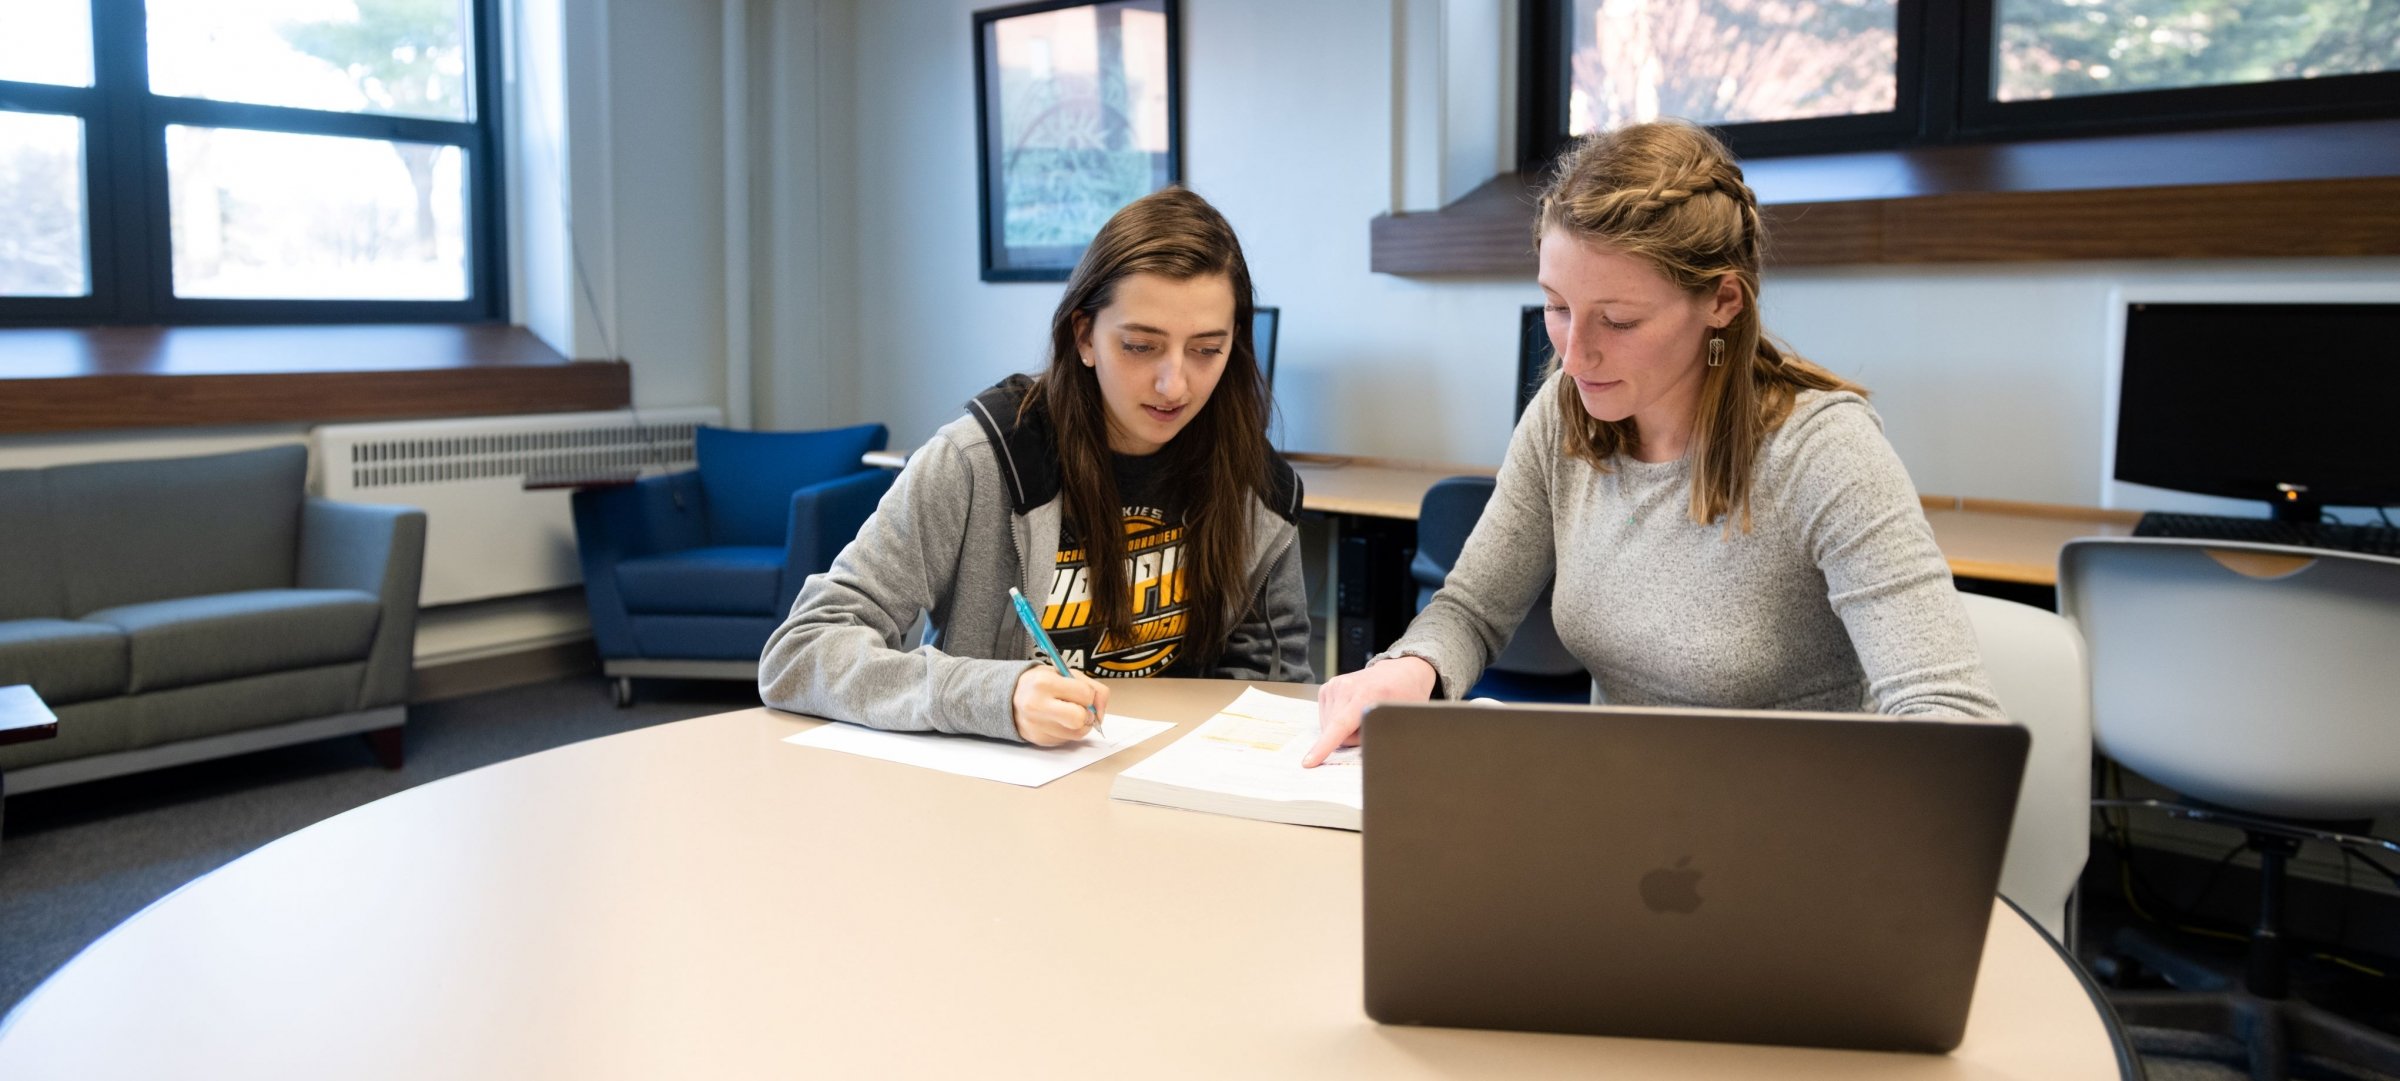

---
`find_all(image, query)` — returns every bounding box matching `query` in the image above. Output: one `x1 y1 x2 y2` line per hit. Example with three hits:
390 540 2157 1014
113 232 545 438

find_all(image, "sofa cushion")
0 619 129 706
128 662 371 748
695 425 886 547
82 589 382 694
615 547 786 617
0 469 66 621
49 445 306 615
627 614 782 662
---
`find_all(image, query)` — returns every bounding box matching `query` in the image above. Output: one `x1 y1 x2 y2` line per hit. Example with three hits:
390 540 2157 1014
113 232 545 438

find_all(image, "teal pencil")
1007 587 1104 739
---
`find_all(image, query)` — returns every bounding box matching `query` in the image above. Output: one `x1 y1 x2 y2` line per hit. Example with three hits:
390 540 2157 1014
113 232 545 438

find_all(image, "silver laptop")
1361 702 2028 1054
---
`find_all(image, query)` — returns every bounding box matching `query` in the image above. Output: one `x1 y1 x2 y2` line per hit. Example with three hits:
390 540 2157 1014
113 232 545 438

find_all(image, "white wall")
1769 258 2400 507
566 0 724 410
753 0 857 432
597 0 727 410
842 0 1528 465
509 0 728 408
509 0 571 351
824 0 2400 513
843 1 1050 442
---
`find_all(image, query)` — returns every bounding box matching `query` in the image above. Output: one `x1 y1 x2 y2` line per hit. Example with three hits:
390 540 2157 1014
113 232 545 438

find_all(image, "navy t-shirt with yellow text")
1035 453 1199 678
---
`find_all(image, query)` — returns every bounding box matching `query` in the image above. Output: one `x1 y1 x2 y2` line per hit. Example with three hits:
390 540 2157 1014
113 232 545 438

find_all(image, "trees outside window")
1524 0 2400 164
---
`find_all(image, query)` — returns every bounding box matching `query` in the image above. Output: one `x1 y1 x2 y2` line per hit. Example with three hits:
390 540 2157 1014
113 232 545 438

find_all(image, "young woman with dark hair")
761 187 1309 745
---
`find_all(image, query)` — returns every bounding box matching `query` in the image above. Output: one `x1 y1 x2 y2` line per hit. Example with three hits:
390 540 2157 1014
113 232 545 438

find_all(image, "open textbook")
1109 686 1363 830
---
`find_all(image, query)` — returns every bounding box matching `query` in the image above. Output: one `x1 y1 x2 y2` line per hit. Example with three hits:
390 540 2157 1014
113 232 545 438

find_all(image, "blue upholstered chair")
571 424 893 705
1411 475 1590 702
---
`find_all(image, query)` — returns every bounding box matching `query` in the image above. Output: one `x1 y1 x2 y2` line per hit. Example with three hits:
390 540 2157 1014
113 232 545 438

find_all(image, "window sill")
1369 118 2400 274
0 324 630 434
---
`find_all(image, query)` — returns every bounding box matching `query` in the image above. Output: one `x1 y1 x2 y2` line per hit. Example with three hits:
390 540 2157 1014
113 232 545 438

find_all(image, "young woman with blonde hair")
1305 120 1998 765
764 187 1310 745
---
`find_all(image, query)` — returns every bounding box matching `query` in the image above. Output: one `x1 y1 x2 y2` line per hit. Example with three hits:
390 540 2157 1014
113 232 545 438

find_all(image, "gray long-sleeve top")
1388 379 2002 718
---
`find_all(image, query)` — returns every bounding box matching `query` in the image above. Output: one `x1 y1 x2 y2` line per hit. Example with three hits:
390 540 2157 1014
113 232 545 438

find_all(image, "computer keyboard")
2133 513 2400 558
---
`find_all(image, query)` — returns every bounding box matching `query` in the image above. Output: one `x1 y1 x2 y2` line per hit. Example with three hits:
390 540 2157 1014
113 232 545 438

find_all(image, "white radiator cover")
314 408 722 606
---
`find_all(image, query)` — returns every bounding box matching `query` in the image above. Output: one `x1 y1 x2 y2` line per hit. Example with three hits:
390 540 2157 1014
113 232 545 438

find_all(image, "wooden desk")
1292 453 2136 589
0 681 2132 1079
1919 496 2141 587
1287 453 1493 519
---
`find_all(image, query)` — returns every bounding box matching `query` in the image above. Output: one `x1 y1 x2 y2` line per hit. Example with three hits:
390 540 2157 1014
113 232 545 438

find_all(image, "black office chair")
1253 305 1279 391
1411 476 1589 702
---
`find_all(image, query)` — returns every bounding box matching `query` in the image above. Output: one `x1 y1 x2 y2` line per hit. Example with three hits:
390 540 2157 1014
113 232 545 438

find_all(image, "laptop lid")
1361 703 2028 1054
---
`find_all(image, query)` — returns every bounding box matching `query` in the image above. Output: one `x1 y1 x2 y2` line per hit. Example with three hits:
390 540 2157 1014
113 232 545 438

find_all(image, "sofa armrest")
299 498 427 710
779 469 896 615
571 473 707 660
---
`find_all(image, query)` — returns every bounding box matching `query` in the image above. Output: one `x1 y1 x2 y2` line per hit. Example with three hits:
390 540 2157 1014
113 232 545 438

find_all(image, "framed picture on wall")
974 0 1181 282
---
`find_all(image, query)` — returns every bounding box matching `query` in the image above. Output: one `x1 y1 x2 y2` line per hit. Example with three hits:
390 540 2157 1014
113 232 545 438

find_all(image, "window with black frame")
0 0 504 326
1519 0 2400 166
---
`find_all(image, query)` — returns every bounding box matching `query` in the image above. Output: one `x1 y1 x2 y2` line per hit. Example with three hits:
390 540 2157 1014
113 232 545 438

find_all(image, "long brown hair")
1034 186 1271 666
1534 120 1864 532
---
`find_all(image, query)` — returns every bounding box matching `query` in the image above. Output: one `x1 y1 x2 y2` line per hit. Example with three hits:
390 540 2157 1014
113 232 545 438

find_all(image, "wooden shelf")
0 324 631 434
1371 118 2400 274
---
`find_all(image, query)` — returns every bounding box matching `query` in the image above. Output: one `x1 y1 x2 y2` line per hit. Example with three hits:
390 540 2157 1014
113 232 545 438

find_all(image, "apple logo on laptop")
1639 856 1703 914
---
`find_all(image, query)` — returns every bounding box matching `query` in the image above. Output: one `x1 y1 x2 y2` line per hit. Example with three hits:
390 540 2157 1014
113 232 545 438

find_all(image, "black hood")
963 374 1302 522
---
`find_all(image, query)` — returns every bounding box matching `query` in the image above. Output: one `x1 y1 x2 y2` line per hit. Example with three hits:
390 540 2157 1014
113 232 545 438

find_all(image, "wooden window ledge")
1370 118 2400 274
0 324 630 434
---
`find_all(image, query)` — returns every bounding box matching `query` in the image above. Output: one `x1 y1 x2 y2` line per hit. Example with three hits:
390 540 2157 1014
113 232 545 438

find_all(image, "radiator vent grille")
314 408 722 606
344 423 700 489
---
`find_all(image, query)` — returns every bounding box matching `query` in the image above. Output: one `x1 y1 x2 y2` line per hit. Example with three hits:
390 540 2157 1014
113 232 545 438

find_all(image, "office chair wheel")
613 677 635 708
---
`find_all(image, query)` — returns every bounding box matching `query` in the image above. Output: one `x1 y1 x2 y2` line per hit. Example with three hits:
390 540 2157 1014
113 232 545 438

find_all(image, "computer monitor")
1518 305 1554 421
2115 302 2400 522
1252 305 1279 391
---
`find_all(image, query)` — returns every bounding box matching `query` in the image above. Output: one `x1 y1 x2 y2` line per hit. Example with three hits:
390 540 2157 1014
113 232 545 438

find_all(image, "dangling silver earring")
1706 334 1726 367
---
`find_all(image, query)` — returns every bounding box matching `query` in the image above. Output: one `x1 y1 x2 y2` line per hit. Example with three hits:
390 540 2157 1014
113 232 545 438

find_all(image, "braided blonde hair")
1533 119 1862 532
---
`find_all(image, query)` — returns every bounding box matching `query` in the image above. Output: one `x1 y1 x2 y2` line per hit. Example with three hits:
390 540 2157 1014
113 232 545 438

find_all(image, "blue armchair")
571 424 894 705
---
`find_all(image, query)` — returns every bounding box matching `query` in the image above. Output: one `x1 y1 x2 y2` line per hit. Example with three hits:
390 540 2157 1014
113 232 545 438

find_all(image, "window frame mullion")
97 0 158 323
148 96 483 146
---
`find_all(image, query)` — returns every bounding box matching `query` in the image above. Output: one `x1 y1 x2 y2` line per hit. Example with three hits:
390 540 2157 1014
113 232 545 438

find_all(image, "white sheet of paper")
782 715 1176 787
1116 687 1361 805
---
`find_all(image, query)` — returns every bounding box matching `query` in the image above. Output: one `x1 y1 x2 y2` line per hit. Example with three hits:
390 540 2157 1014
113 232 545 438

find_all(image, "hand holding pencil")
1011 665 1109 746
1007 587 1109 745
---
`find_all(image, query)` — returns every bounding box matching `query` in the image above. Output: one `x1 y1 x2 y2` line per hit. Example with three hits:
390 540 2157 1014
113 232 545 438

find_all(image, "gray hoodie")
760 376 1312 740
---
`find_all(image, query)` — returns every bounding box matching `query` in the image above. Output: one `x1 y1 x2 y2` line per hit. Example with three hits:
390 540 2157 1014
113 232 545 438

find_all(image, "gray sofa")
0 445 425 796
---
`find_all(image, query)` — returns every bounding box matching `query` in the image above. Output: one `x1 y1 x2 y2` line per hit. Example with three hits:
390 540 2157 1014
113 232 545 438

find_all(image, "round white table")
0 680 2135 1079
